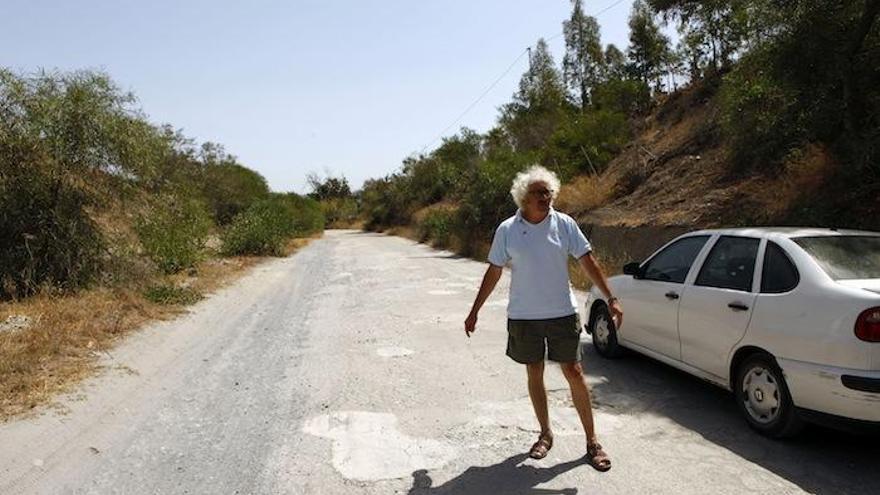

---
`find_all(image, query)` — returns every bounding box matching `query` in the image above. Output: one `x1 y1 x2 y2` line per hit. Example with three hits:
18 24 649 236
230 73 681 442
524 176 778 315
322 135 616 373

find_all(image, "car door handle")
665 291 680 300
728 302 749 311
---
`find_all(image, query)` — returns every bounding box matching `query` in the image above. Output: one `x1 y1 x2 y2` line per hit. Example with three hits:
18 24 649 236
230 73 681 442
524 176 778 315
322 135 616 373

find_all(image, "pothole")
302 411 457 481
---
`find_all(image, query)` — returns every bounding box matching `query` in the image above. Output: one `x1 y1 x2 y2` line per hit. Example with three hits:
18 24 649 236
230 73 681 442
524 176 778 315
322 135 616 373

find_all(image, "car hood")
837 279 880 295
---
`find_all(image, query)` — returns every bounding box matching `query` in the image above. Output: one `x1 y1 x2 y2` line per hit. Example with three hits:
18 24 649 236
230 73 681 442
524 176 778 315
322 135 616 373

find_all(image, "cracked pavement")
1 230 877 494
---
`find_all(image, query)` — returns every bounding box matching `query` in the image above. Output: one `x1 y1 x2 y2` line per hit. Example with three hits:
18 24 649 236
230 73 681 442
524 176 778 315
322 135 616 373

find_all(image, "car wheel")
734 353 804 438
589 304 622 358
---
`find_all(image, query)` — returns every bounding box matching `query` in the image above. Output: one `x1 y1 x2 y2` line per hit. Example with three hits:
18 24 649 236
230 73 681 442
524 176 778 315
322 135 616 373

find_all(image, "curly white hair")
509 165 561 209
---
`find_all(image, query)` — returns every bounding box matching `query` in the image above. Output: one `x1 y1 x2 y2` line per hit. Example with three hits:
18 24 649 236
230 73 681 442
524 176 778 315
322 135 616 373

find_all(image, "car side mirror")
623 262 643 279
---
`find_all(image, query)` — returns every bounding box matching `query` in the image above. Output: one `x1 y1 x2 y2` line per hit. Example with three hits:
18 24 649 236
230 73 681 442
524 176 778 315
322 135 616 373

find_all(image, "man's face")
524 180 552 214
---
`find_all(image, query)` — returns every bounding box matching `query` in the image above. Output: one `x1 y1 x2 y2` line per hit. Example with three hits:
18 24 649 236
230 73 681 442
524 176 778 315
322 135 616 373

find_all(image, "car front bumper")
778 357 880 423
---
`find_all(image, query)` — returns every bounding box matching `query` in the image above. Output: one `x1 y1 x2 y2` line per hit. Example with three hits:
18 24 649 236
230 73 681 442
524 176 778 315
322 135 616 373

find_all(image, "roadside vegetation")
351 0 880 261
0 69 323 419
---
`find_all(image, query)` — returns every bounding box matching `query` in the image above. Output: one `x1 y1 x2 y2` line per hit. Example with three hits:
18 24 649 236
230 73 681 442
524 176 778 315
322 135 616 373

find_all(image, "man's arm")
464 264 503 337
578 253 624 329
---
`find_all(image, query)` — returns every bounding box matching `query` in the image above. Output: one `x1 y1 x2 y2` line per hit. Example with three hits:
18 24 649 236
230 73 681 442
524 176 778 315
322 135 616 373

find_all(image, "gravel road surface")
1 230 877 494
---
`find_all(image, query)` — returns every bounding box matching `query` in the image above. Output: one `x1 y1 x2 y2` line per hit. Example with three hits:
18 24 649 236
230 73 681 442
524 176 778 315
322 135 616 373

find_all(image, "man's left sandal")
587 442 611 472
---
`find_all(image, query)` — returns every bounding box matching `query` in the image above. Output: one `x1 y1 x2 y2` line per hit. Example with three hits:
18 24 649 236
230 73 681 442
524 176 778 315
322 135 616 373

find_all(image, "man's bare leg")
526 361 551 437
560 362 598 444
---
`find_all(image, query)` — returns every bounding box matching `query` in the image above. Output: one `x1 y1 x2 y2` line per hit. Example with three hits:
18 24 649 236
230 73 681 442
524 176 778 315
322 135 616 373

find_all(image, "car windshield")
793 235 880 280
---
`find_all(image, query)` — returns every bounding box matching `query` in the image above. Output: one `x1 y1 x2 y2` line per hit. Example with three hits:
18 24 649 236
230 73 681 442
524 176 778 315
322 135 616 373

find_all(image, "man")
464 165 622 472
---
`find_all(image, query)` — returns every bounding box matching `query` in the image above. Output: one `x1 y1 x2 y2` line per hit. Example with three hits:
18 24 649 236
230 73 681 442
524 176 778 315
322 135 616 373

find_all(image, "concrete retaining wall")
579 223 692 272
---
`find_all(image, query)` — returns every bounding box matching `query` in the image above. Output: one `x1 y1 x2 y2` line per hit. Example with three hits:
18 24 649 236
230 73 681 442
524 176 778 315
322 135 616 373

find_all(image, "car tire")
734 353 804 438
589 304 622 358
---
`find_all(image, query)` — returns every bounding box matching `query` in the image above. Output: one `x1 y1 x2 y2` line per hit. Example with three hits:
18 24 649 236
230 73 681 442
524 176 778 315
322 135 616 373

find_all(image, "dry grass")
0 288 168 420
556 174 618 218
0 237 316 422
327 218 366 230
386 225 420 243
567 249 628 292
730 144 837 224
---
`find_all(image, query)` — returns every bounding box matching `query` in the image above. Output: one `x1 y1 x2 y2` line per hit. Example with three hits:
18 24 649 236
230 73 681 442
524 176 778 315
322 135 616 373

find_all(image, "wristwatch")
607 296 620 305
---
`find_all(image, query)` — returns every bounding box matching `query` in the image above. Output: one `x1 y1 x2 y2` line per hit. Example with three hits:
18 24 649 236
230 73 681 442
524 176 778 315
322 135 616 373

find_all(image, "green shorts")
506 314 582 364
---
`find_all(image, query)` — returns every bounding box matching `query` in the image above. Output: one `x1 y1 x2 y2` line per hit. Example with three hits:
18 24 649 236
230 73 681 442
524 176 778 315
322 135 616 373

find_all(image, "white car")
584 227 880 437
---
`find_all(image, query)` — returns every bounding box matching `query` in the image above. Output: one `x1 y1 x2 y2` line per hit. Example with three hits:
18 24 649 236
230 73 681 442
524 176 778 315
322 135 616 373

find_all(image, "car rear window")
793 236 880 280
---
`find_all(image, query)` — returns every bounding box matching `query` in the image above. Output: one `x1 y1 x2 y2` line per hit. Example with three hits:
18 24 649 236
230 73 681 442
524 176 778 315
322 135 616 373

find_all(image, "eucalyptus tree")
562 0 604 111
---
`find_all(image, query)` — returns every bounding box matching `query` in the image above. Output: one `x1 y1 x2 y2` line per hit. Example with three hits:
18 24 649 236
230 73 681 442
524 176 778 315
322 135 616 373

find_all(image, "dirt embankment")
558 80 880 235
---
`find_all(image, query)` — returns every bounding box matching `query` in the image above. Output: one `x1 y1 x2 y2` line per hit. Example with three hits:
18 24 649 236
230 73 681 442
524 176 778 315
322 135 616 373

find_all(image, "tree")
649 0 749 75
306 172 352 200
628 0 671 92
500 38 569 151
562 1 605 111
603 44 628 81
516 38 567 111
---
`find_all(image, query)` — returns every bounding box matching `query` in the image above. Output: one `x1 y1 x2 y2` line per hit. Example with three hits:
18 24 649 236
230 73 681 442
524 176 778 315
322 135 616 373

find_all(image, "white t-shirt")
487 208 592 320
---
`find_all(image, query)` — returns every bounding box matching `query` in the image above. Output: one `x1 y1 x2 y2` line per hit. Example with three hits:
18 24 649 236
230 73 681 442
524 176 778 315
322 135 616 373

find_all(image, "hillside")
559 80 880 232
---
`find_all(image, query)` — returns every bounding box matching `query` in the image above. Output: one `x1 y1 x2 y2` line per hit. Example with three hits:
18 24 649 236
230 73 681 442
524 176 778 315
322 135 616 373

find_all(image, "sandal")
528 433 553 459
587 442 611 472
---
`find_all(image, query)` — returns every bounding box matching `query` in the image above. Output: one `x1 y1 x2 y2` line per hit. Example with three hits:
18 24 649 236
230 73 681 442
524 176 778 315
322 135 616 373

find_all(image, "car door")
623 235 711 360
679 235 761 379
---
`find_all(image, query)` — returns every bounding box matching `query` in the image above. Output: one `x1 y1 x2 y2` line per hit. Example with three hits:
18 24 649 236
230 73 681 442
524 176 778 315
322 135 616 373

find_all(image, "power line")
419 0 629 155
420 49 529 154
547 0 628 42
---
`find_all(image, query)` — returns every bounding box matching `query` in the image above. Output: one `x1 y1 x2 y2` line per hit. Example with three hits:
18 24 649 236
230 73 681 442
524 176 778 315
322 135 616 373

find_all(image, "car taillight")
855 307 880 342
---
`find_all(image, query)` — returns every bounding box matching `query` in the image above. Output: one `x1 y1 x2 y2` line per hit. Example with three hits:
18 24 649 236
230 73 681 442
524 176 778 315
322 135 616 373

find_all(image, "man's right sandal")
528 434 553 459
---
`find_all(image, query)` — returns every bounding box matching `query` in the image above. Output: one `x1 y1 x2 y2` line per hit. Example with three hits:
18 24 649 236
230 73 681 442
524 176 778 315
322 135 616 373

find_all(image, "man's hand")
609 299 623 329
464 265 502 339
464 311 478 338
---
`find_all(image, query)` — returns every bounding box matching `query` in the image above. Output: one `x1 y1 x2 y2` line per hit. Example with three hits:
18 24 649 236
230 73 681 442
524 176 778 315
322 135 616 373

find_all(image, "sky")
3 0 657 193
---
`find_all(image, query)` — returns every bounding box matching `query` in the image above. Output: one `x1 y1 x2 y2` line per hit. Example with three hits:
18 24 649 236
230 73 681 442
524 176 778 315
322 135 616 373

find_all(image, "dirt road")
1 230 876 494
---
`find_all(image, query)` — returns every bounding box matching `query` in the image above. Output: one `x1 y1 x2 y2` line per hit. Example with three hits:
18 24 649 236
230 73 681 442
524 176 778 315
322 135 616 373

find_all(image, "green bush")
0 69 138 299
720 56 806 171
545 109 631 178
285 193 325 235
200 161 270 225
456 152 529 252
135 196 213 274
320 197 359 227
221 194 324 256
419 208 456 247
0 160 104 299
144 284 202 305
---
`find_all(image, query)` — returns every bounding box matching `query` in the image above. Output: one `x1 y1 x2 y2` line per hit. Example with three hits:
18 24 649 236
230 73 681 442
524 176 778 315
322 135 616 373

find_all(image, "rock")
0 315 31 334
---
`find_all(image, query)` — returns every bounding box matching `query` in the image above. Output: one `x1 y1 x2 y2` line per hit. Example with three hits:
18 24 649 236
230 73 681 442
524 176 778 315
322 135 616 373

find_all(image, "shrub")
0 69 138 299
720 57 806 171
418 208 456 247
135 196 213 274
200 161 270 225
221 194 323 256
456 152 529 252
285 193 325 235
0 160 104 299
320 197 359 228
144 284 202 305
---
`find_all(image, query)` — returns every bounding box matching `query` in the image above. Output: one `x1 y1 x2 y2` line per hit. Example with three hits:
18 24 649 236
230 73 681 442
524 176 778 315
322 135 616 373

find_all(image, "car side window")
761 241 799 293
642 236 710 284
695 236 760 292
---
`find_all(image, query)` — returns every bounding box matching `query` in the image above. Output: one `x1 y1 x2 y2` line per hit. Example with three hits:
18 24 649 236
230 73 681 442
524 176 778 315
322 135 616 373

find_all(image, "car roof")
683 227 880 239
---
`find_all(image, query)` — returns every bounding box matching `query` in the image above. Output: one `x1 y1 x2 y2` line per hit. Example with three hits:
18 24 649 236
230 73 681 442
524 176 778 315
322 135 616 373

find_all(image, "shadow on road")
579 342 880 495
405 253 466 260
407 454 584 495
